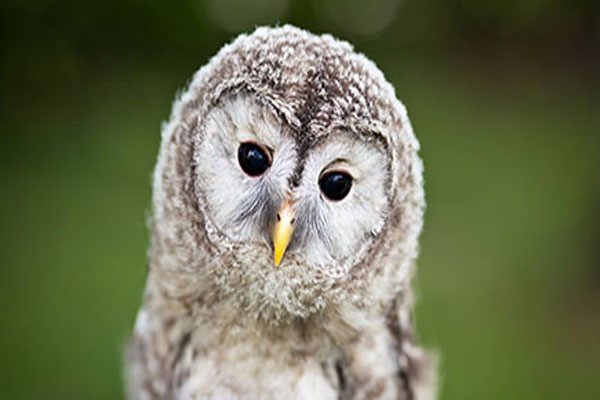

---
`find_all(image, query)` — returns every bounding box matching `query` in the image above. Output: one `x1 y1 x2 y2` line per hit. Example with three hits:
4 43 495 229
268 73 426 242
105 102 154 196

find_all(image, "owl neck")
142 266 393 355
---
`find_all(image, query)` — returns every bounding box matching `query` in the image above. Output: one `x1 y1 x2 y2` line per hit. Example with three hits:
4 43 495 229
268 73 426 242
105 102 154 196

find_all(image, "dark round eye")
319 171 353 201
238 142 271 177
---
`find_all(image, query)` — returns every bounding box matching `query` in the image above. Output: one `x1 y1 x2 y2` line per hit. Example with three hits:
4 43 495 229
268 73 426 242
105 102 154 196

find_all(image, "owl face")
194 94 391 274
152 26 424 320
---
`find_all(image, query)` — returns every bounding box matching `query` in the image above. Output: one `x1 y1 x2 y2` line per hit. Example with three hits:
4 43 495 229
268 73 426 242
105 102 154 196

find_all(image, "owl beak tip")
273 252 283 268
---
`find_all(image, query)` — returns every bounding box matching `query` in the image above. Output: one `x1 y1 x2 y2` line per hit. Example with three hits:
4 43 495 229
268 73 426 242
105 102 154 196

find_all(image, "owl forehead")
192 26 402 150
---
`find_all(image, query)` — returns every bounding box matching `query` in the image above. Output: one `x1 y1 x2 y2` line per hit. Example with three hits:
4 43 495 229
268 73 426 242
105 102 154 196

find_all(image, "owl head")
149 26 424 323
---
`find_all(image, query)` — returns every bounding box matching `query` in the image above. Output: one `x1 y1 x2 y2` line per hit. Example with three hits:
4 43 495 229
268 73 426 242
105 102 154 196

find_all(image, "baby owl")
126 26 436 400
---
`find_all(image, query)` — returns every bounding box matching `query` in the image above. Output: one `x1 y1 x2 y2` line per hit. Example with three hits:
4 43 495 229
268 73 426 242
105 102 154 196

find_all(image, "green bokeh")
0 0 598 399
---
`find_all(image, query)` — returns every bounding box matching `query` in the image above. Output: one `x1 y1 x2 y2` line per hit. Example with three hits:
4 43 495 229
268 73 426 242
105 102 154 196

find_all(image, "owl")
126 26 436 400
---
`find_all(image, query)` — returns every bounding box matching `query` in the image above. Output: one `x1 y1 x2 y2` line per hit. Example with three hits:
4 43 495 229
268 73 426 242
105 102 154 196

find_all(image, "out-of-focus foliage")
0 1 598 399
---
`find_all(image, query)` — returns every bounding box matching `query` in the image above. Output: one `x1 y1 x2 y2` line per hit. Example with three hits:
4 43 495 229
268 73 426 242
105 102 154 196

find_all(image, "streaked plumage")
126 25 436 400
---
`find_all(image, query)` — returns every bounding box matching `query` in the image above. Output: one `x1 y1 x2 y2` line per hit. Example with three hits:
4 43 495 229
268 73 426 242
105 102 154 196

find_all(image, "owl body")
127 26 435 400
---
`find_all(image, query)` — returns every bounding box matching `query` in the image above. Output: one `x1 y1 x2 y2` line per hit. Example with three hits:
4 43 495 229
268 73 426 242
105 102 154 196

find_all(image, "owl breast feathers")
126 25 436 400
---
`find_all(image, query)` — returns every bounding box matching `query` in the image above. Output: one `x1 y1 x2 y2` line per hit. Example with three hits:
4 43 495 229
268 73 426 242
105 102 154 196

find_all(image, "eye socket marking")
238 141 353 200
319 170 353 201
238 142 271 177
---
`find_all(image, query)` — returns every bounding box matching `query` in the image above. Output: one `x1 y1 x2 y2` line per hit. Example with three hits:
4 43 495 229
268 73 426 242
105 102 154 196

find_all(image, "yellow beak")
272 199 295 267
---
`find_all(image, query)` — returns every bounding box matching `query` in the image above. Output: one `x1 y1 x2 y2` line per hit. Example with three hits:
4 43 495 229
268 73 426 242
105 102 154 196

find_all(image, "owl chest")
173 341 339 400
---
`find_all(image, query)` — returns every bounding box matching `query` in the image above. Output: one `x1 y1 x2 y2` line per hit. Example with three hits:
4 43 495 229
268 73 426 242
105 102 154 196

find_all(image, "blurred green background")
0 0 598 398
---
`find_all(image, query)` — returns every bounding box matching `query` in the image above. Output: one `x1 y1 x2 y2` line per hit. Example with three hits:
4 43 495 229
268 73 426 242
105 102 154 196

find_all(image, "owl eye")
319 171 353 201
238 142 271 177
